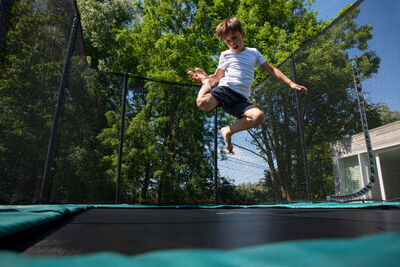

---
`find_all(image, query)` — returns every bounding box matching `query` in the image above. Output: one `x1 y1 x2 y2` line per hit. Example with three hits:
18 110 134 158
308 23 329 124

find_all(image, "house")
330 120 400 201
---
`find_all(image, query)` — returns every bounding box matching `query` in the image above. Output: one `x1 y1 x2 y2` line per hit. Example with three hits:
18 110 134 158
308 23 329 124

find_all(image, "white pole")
374 153 386 201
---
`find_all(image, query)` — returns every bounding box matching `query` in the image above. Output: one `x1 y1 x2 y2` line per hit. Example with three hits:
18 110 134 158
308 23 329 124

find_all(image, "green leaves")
78 0 135 68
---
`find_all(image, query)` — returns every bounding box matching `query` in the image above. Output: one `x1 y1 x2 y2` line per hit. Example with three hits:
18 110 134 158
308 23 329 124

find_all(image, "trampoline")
1 203 400 266
2 0 400 265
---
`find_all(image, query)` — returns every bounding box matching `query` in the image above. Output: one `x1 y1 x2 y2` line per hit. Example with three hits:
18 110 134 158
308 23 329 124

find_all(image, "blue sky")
311 0 400 112
311 0 355 21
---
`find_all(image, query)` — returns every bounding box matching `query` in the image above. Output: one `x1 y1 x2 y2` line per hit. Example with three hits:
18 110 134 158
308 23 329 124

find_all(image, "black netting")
1 0 399 205
1 0 78 203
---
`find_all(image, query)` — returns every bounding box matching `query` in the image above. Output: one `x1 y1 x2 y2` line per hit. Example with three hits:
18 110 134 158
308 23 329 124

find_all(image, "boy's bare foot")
221 127 233 153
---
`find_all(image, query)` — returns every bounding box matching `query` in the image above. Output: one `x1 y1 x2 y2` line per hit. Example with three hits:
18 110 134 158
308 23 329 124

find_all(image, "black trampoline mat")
20 208 400 256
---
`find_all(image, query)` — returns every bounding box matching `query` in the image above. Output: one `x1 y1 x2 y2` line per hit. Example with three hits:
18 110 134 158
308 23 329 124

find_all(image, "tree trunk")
141 163 150 202
0 0 14 58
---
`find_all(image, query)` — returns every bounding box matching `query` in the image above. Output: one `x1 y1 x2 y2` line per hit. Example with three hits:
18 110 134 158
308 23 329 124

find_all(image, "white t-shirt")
217 47 266 99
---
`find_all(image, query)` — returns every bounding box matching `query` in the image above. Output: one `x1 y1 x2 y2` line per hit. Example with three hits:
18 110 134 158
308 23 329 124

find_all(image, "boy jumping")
188 17 307 153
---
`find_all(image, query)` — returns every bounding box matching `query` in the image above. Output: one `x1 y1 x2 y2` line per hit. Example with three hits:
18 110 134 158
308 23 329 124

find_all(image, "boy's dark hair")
215 17 243 38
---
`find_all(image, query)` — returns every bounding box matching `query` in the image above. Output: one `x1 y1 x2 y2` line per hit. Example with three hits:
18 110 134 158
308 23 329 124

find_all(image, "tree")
78 0 134 68
92 0 220 204
370 104 400 126
0 0 77 202
89 0 329 204
0 0 120 203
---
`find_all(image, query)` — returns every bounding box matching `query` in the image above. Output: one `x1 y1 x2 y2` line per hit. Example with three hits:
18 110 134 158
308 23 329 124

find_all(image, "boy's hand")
289 81 308 94
187 70 202 84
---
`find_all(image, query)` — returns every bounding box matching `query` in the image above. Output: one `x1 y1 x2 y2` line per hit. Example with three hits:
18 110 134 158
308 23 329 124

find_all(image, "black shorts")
210 86 253 118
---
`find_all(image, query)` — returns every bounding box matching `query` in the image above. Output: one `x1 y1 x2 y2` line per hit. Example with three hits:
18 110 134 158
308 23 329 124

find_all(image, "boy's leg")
221 106 265 153
194 68 219 111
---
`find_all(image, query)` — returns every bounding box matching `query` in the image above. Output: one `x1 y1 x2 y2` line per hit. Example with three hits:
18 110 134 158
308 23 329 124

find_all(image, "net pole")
290 54 312 200
115 73 128 204
40 15 79 203
213 108 218 204
327 60 376 201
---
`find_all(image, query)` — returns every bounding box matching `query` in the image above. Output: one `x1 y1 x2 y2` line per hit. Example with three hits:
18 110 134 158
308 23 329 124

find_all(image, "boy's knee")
197 98 211 112
255 110 265 124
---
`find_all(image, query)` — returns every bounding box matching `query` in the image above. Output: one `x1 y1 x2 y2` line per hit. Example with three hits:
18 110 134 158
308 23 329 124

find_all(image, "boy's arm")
260 62 307 94
209 68 225 84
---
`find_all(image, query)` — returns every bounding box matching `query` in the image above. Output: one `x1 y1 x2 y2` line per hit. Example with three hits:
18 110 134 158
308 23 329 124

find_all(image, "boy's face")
222 31 245 53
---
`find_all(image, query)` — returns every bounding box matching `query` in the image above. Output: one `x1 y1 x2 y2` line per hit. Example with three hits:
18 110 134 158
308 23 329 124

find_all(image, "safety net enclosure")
1 0 400 205
231 0 400 203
